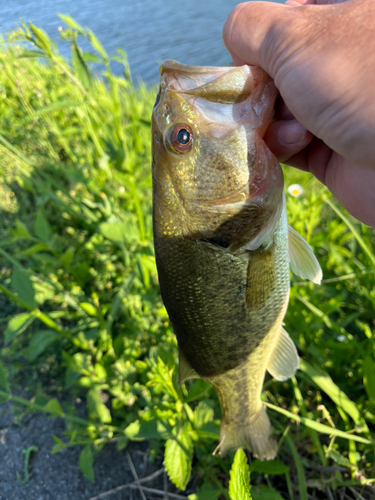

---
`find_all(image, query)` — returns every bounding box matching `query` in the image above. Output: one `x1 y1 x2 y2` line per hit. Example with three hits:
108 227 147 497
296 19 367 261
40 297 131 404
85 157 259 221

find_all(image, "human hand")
223 0 375 226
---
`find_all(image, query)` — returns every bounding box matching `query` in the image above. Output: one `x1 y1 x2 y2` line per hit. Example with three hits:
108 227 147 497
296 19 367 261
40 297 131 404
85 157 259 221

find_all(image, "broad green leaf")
95 363 107 380
62 351 88 374
82 52 103 63
28 330 60 360
79 302 97 317
249 459 289 475
116 437 129 451
229 449 251 500
29 23 53 55
19 243 50 255
17 50 45 59
0 236 19 247
13 219 31 239
35 282 60 304
185 379 211 403
79 445 94 482
87 31 108 59
72 41 93 90
124 418 171 440
184 402 195 423
251 486 284 500
0 361 10 393
265 403 373 445
34 210 52 242
164 422 193 491
87 389 112 423
99 222 129 243
4 313 35 345
363 355 375 403
299 359 368 430
189 491 221 500
58 14 85 34
51 442 67 454
42 398 64 417
194 401 214 429
11 267 37 309
196 421 220 440
328 448 355 469
60 246 75 267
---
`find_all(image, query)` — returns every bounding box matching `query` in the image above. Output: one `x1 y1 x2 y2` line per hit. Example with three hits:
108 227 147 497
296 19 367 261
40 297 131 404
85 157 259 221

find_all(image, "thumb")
223 2 305 79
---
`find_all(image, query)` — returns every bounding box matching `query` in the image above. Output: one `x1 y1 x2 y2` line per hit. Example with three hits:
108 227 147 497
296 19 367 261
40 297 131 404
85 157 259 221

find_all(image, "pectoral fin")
178 349 199 386
288 225 322 284
246 244 275 310
267 326 299 381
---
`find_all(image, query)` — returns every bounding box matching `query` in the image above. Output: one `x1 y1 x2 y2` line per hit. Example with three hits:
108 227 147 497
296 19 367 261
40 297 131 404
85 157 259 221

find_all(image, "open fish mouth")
159 60 268 125
160 60 264 102
156 62 258 142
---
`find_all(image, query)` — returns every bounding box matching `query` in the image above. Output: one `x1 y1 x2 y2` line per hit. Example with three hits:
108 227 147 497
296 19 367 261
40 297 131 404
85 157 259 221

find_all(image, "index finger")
222 2 296 76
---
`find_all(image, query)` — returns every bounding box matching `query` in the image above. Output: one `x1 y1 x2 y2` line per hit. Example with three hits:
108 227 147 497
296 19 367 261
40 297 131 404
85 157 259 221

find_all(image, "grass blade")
285 435 307 500
322 195 375 269
296 294 352 340
265 403 373 445
299 359 369 431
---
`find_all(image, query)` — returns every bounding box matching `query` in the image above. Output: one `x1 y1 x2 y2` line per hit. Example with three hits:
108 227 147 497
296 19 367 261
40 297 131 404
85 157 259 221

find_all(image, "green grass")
0 16 375 500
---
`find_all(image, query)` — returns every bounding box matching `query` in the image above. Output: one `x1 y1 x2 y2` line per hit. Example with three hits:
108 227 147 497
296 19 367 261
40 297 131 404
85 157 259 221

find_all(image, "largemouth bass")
152 60 322 460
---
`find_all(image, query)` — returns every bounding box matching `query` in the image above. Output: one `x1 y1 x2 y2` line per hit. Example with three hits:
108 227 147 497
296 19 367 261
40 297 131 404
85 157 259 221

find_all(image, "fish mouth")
160 59 268 105
201 183 252 208
161 60 231 75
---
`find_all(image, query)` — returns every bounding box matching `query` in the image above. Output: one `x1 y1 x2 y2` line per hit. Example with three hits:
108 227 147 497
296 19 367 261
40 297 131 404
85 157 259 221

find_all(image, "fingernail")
279 121 306 145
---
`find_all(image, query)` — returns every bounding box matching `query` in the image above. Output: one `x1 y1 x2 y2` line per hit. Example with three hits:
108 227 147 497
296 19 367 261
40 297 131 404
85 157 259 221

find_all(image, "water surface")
0 0 250 83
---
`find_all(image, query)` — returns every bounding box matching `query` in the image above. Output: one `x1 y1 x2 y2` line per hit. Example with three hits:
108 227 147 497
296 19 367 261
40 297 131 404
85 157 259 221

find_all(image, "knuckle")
223 2 252 47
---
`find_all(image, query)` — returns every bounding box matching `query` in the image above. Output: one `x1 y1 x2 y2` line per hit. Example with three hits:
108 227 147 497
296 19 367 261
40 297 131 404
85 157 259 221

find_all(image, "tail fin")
219 407 277 460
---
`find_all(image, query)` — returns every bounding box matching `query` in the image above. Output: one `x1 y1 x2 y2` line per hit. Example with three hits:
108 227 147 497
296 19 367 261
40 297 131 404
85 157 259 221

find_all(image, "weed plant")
0 17 374 500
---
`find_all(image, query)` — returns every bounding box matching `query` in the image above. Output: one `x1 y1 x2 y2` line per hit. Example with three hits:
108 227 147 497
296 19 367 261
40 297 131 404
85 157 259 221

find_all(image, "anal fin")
267 326 299 381
288 225 322 284
178 349 199 386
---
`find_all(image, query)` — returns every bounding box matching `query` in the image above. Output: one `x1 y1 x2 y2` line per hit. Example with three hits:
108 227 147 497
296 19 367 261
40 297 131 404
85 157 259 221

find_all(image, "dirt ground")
0 399 173 500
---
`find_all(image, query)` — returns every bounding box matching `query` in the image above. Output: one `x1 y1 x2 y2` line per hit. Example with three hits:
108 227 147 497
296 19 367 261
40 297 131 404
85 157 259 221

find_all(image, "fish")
151 60 322 460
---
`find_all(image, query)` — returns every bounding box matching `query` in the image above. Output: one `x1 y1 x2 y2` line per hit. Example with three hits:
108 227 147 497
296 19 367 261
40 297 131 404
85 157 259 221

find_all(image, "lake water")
0 0 281 84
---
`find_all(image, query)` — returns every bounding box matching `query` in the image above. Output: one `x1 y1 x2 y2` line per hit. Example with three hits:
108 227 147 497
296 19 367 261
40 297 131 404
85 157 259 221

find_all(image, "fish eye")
168 124 193 154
